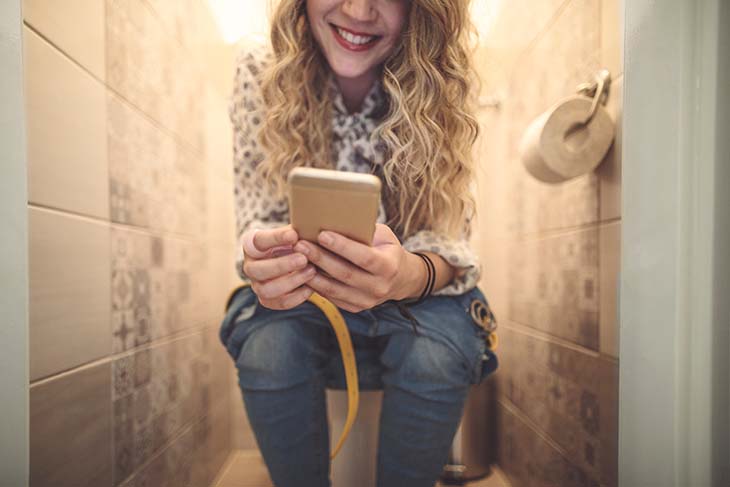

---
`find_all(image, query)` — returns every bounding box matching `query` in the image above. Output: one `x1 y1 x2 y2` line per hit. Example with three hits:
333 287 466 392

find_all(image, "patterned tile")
496 326 618 486
507 227 600 349
111 227 210 351
497 400 601 487
107 93 206 237
105 0 206 152
111 333 213 486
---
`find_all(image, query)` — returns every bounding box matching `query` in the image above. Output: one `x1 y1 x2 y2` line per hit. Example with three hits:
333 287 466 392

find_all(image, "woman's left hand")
293 223 426 313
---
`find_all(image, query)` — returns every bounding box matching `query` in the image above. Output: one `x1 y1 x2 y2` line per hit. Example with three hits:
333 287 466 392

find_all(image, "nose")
341 0 377 22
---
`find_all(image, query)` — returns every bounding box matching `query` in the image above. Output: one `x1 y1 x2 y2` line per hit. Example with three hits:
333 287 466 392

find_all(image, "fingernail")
293 254 307 266
304 266 316 276
319 231 334 246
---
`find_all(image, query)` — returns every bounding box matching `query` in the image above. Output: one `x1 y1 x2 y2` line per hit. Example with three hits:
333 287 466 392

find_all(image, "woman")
219 1 498 485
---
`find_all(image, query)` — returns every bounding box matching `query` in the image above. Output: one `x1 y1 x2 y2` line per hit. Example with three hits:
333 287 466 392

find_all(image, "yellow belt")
225 284 358 459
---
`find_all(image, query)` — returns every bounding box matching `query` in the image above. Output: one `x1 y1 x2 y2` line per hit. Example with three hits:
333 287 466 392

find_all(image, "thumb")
372 223 399 247
242 227 296 259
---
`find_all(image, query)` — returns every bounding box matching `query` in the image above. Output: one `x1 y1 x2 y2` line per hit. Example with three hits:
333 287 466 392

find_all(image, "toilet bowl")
327 389 383 487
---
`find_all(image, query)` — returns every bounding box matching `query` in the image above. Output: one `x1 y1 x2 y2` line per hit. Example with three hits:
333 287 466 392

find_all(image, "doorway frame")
0 0 29 485
619 0 729 485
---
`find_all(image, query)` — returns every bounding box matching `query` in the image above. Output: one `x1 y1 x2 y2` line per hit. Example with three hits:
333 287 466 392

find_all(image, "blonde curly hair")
258 0 479 240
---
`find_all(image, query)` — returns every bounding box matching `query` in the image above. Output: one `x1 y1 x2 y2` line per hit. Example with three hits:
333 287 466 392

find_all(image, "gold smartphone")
288 167 381 245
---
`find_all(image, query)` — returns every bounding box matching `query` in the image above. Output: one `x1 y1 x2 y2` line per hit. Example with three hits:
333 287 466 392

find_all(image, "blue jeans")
219 285 498 487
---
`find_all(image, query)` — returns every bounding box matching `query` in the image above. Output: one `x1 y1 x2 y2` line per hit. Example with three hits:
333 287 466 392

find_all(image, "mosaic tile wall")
472 0 622 486
25 0 244 485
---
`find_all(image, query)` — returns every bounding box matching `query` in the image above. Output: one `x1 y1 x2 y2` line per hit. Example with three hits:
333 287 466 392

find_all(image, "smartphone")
287 167 381 245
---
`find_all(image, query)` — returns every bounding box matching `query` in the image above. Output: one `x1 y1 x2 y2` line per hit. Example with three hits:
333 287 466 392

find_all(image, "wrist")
398 251 429 301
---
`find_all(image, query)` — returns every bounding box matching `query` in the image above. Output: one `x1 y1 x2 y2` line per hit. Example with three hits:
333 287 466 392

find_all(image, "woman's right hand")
241 224 316 310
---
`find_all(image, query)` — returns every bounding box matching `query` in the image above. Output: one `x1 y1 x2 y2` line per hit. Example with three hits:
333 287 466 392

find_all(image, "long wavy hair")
258 0 479 239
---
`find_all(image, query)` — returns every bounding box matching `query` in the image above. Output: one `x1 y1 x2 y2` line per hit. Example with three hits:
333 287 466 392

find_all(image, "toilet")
327 390 383 487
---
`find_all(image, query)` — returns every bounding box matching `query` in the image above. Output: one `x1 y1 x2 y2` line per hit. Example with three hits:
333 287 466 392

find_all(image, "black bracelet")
393 252 435 335
410 252 436 305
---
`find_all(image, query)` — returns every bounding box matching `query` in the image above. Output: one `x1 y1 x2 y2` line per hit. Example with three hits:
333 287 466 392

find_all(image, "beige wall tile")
29 207 111 380
24 27 109 220
30 362 112 487
23 0 106 80
601 0 623 78
507 227 600 349
599 221 620 357
496 325 618 485
598 75 623 221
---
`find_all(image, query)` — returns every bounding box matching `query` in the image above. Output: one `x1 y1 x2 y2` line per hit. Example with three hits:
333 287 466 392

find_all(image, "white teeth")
336 27 375 45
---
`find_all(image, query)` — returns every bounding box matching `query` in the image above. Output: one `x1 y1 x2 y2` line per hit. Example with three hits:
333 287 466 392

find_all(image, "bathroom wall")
23 0 245 485
472 0 622 486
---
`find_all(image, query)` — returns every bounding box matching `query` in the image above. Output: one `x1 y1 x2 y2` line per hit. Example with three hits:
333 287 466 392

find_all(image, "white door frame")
620 0 729 485
0 0 29 485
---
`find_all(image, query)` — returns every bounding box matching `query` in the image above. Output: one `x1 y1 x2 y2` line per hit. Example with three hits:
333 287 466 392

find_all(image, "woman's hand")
292 223 427 313
241 225 316 310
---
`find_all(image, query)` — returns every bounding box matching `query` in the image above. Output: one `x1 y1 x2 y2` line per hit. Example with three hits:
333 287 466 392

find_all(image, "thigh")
374 286 498 387
219 286 336 390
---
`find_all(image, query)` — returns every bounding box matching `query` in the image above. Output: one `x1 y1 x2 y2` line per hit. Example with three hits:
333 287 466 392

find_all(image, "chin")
328 59 375 80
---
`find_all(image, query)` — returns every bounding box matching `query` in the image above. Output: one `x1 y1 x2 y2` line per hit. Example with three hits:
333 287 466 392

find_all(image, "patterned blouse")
229 45 480 296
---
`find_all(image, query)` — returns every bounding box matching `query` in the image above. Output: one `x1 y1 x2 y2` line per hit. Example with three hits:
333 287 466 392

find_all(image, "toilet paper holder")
518 68 616 184
575 69 612 125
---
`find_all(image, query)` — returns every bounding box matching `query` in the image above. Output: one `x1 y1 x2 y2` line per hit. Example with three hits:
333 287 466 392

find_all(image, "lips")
329 23 381 52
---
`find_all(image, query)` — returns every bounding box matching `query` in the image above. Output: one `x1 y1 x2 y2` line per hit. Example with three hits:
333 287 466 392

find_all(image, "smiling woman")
219 1 498 486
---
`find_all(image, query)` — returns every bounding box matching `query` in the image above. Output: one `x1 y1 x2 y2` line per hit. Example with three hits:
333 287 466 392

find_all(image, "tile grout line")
27 201 235 246
209 450 239 487
478 216 621 244
500 320 619 364
29 323 220 388
22 20 210 161
497 397 585 474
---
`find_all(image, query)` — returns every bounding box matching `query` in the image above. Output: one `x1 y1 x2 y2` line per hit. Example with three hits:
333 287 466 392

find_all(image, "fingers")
242 225 298 259
252 265 316 302
293 240 380 292
258 285 314 311
306 272 377 313
315 229 397 276
243 252 308 281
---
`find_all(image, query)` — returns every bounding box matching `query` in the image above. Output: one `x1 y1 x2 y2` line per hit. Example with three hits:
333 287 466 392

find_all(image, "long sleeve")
229 46 289 281
401 225 481 296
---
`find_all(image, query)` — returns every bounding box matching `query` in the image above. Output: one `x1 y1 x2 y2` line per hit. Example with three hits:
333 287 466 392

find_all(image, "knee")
381 334 473 391
235 319 329 391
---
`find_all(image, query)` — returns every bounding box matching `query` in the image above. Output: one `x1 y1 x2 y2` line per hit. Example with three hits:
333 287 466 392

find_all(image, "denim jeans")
219 285 498 487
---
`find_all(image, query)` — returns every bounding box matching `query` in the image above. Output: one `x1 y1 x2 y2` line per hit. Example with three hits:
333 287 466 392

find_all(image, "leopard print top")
229 44 480 295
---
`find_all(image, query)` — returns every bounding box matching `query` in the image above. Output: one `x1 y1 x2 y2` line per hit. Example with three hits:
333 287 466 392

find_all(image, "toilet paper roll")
518 95 615 183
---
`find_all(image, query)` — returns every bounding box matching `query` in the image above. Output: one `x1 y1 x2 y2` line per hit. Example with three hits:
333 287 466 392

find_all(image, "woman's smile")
330 23 382 51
